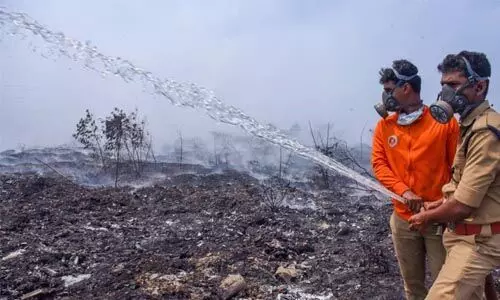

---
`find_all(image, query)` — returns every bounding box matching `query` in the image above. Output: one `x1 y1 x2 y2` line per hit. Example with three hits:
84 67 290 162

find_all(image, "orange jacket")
371 105 459 221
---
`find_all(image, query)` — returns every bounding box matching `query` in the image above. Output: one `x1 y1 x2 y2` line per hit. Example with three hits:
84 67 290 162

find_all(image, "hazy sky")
1 0 500 152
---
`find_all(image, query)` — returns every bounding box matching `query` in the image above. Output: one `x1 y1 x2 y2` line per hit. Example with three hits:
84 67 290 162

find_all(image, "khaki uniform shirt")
442 100 500 224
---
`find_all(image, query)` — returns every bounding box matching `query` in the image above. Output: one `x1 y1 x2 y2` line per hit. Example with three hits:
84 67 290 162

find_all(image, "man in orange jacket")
371 59 459 299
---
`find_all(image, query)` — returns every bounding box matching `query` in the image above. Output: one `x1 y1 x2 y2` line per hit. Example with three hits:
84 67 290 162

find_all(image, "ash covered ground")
0 171 402 300
0 147 475 300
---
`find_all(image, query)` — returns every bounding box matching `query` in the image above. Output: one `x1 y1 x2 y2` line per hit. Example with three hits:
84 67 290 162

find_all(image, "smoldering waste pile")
0 170 405 300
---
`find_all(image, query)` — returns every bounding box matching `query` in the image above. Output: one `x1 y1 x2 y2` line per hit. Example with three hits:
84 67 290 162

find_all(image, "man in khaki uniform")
408 50 500 300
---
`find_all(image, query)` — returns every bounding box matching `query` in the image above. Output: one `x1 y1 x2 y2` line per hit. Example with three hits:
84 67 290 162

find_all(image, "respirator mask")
374 69 418 118
429 57 489 124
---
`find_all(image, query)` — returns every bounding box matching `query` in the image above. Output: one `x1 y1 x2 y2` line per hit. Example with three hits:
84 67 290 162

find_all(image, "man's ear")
403 82 412 95
475 80 488 97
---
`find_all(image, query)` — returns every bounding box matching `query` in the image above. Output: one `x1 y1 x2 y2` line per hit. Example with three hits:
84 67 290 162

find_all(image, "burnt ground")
0 170 446 300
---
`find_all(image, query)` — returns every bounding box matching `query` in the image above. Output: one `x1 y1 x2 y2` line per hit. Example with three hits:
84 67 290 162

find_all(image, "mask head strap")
392 68 418 81
461 56 489 83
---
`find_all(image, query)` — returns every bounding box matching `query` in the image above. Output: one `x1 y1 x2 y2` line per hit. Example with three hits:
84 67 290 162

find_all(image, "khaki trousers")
390 212 447 300
425 229 500 300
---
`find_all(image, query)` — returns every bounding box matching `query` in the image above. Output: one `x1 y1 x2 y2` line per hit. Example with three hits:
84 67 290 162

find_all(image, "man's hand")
424 198 444 211
402 190 423 213
408 209 430 233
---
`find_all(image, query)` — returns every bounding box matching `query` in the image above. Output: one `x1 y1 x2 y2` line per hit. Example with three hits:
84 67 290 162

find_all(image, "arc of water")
0 8 407 204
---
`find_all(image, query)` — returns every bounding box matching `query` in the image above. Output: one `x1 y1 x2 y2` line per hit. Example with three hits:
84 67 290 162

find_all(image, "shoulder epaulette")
464 108 500 157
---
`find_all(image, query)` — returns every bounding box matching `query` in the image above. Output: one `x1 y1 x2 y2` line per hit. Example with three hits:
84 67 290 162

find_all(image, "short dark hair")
437 50 491 96
379 59 421 93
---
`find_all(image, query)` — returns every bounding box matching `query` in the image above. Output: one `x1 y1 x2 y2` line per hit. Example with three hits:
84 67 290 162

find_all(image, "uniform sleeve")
371 120 409 196
454 129 500 208
446 118 460 169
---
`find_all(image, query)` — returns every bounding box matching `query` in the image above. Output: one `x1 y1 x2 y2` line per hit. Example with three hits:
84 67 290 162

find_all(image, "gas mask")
374 68 419 118
374 90 400 118
429 57 489 124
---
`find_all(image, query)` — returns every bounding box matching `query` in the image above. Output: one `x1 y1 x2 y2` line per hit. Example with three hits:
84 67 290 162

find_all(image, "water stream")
0 8 406 203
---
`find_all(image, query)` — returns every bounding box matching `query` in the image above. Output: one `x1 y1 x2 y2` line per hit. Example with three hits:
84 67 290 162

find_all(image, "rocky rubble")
0 171 411 299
